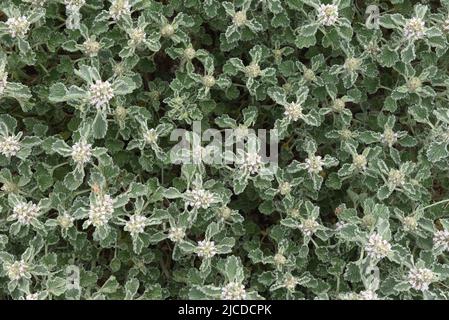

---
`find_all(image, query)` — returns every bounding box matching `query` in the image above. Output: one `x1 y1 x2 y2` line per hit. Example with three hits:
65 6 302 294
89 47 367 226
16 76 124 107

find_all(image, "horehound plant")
1 0 449 301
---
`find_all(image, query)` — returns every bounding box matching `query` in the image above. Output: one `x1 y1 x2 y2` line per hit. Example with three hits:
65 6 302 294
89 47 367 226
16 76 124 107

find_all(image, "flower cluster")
365 233 392 260
86 195 114 228
185 188 215 210
11 202 40 225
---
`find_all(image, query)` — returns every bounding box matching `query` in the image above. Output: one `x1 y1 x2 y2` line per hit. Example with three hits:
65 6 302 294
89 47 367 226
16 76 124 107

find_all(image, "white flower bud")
278 182 292 195
202 75 216 88
71 141 92 165
25 292 40 300
196 240 217 258
87 194 114 228
365 232 392 260
109 0 131 21
388 169 405 187
89 80 114 108
6 16 31 38
129 28 146 46
168 227 185 243
185 188 216 209
403 216 418 232
380 128 398 147
143 128 158 144
317 4 339 26
6 260 29 281
303 68 316 82
284 102 303 122
283 274 298 291
403 17 425 41
221 282 247 300
184 47 196 60
240 152 263 175
358 289 379 300
407 77 422 92
353 154 367 170
407 267 435 291
274 253 287 266
305 155 324 174
64 0 86 12
124 215 148 236
83 38 101 57
344 58 361 72
160 24 175 38
299 218 320 237
245 63 261 78
233 11 247 27
0 135 21 157
57 213 75 229
433 230 449 251
12 201 40 225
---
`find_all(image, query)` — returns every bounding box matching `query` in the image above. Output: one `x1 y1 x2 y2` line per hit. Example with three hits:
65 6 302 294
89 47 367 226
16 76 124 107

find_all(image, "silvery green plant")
2 0 449 301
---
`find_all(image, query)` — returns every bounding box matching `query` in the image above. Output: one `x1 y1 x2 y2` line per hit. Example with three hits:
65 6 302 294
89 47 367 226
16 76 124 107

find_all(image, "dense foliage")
2 0 449 300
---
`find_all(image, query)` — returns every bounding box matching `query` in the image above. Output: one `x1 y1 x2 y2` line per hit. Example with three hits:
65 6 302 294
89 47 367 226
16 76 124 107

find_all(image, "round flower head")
12 201 40 225
6 16 31 38
183 47 196 60
65 0 86 12
403 17 425 41
6 260 29 281
305 155 324 174
240 152 263 175
0 134 21 158
87 194 114 228
168 227 185 243
129 28 146 46
283 274 298 291
407 267 435 291
299 218 320 237
109 0 131 21
365 233 392 260
344 58 361 72
274 253 287 266
358 290 379 300
233 11 247 27
160 24 175 38
278 181 292 195
433 230 449 252
196 240 217 259
143 128 158 144
83 38 101 57
388 169 405 187
221 282 247 300
185 188 215 210
317 4 339 26
245 63 261 78
403 216 418 232
124 215 148 236
353 154 367 171
381 128 398 147
284 102 303 122
25 292 39 300
202 75 216 88
89 80 114 108
57 213 75 229
71 141 92 165
303 68 316 82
